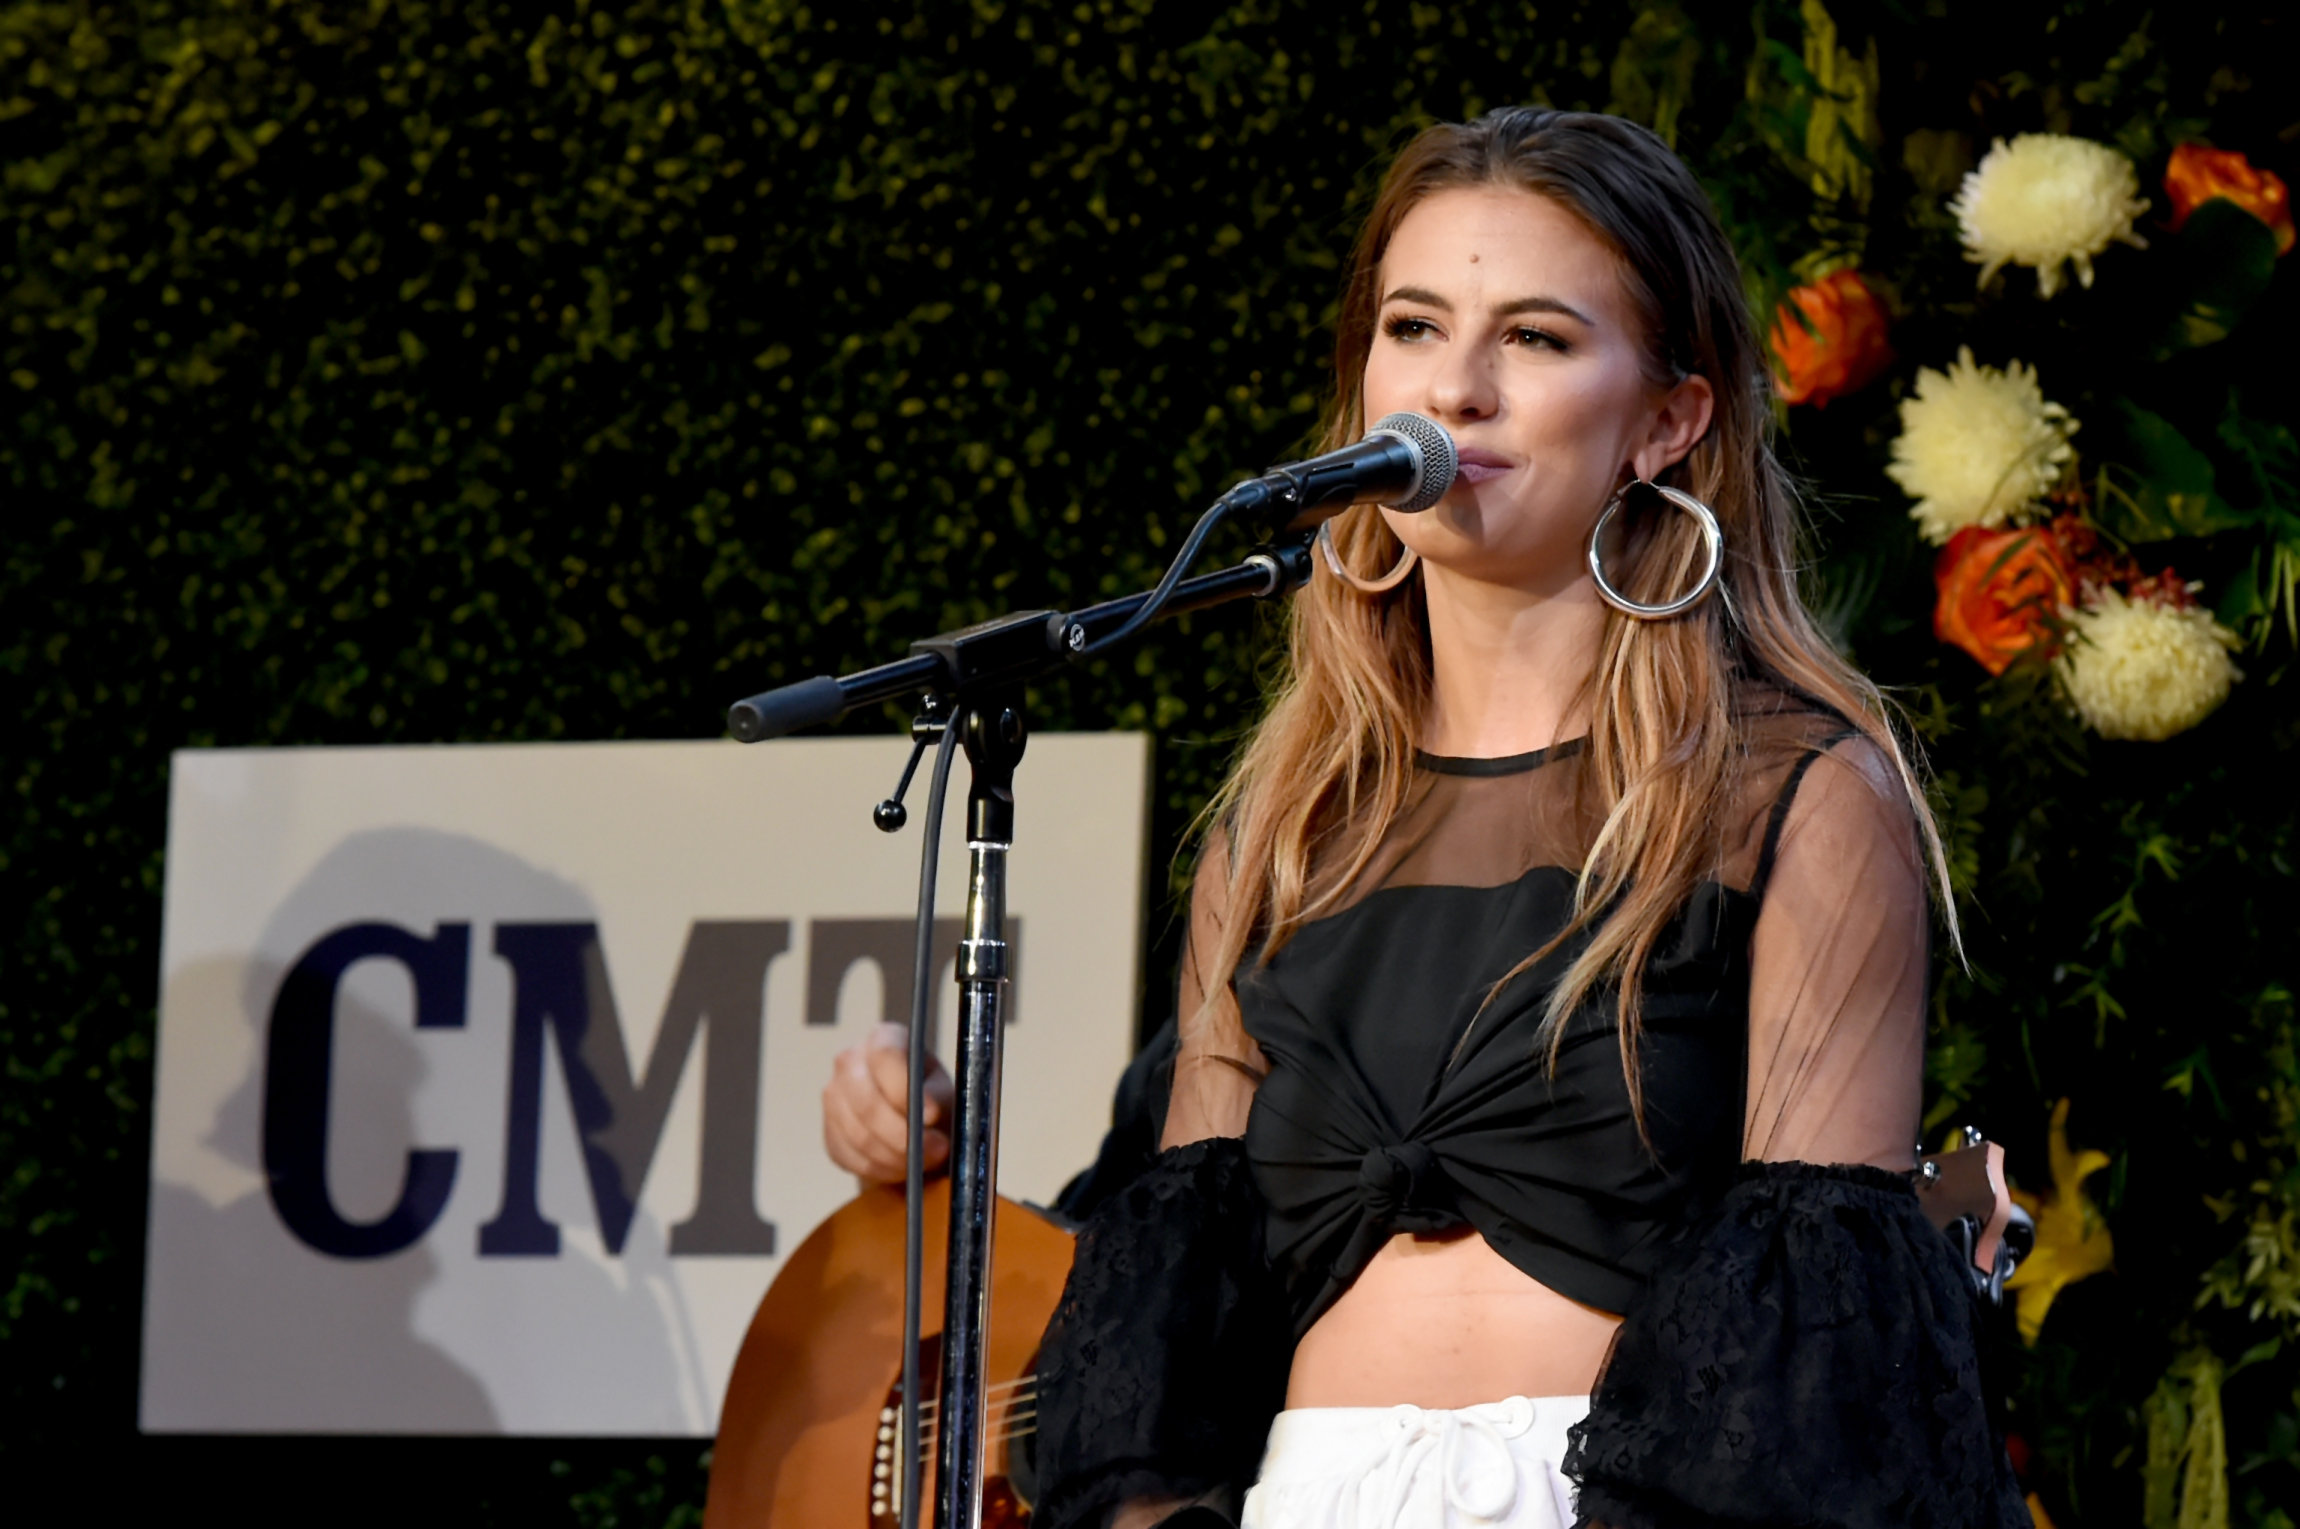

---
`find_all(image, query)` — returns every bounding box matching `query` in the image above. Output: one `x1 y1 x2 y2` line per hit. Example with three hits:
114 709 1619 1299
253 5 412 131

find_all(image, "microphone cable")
1070 495 1239 662
900 706 966 1529
1071 412 1453 662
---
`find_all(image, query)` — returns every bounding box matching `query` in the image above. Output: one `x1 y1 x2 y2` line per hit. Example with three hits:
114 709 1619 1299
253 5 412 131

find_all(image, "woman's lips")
1454 448 1514 485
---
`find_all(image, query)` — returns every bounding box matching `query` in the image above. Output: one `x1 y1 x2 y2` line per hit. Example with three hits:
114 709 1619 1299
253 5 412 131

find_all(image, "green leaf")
2146 198 2281 359
1606 4 1699 149
2215 547 2271 627
2229 1336 2284 1378
2216 399 2300 518
2218 539 2300 647
2093 402 2254 542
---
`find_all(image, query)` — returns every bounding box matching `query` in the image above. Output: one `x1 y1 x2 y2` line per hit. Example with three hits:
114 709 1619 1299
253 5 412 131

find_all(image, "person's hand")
822 1022 955 1184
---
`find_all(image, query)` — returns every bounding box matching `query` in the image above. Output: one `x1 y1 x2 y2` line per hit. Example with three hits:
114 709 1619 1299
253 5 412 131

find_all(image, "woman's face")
1360 185 1712 594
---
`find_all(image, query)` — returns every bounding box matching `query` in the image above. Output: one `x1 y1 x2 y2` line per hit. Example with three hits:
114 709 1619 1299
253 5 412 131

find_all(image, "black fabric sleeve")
1032 1136 1291 1529
1563 1161 2029 1529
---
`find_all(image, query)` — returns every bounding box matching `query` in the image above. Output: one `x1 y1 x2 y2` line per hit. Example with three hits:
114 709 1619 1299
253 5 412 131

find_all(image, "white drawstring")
1242 1394 1586 1529
1341 1397 1549 1529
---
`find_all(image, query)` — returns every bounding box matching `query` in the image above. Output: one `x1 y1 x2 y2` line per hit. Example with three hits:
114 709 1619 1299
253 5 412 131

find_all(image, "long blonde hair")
1195 109 1953 1102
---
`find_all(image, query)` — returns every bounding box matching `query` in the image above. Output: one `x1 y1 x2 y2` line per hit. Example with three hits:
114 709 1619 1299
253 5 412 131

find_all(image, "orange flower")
1934 523 2076 675
1769 268 1894 408
2163 143 2294 255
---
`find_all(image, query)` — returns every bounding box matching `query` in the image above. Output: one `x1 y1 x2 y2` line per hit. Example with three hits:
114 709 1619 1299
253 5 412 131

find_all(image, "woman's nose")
1426 347 1499 423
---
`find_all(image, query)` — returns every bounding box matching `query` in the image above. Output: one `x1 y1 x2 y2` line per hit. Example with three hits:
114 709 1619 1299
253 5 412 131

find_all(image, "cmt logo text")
261 918 1018 1260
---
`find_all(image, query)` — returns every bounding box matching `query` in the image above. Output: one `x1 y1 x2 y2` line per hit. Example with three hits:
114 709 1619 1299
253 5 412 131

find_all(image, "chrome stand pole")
932 697 1026 1529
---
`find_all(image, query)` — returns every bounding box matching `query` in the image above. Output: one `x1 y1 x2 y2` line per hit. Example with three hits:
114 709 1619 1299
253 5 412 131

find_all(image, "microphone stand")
726 538 1313 1529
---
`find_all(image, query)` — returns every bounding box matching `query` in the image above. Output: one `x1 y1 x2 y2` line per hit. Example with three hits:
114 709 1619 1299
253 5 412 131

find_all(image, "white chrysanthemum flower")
1886 347 2077 544
2057 589 2241 741
1952 134 2150 297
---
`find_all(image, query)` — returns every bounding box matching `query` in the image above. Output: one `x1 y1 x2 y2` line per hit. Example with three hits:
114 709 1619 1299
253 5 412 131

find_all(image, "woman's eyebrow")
1496 294 1595 325
1380 285 1595 326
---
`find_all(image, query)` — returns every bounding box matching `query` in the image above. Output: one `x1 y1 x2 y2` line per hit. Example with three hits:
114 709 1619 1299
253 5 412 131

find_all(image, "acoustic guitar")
703 1178 1075 1529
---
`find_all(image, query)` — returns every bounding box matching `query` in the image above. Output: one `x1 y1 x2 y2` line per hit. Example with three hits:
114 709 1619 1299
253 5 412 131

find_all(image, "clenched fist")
821 1022 957 1184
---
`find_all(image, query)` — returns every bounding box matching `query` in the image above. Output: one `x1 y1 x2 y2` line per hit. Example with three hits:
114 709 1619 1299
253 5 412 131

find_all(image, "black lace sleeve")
1563 1161 2028 1529
1032 1137 1291 1529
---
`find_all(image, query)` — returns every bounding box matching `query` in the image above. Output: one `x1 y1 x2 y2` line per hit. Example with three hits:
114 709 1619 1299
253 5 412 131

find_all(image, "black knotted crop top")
1236 737 1752 1325
1034 692 2027 1529
1169 694 1934 1335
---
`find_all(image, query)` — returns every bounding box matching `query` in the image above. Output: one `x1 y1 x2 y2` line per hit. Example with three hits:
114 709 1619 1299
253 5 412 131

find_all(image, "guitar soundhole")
868 1335 1038 1528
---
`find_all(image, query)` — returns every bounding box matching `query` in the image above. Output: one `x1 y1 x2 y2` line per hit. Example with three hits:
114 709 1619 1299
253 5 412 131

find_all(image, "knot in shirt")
1233 701 1867 1336
1358 1141 1461 1233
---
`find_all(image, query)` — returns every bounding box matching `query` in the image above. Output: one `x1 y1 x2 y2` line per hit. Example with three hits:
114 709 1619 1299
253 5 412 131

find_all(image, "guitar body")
704 1179 1075 1529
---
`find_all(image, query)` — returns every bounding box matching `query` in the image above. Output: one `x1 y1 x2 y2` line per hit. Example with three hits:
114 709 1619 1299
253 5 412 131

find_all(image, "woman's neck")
1418 562 1607 758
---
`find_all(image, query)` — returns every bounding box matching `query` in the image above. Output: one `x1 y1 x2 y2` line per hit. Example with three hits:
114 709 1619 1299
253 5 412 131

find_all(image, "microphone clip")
873 700 951 833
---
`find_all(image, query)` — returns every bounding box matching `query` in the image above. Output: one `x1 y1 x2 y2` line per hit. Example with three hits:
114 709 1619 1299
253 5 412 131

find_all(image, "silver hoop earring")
1317 519 1420 595
1587 479 1725 620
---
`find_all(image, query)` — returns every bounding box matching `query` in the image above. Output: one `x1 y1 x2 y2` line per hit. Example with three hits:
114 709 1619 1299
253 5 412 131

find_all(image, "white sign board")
142 734 1148 1435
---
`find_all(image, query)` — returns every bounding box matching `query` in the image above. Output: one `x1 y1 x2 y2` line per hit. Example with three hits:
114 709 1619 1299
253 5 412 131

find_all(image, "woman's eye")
1510 326 1569 352
1381 315 1438 341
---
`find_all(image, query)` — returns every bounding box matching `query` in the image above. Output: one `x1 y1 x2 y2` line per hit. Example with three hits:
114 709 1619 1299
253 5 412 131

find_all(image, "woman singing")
1029 109 2030 1529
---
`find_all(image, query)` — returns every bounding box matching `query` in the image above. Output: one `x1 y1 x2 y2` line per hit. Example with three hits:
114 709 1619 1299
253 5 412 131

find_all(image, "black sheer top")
1174 698 1931 1331
1237 732 1756 1330
1035 692 2028 1529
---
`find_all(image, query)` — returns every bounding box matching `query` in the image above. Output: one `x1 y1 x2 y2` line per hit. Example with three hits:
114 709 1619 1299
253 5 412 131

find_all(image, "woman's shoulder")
1729 676 1905 779
1723 677 1916 888
1731 674 1858 746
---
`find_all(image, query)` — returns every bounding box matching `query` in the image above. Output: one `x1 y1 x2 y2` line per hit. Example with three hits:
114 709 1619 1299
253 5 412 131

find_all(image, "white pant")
1240 1395 1589 1529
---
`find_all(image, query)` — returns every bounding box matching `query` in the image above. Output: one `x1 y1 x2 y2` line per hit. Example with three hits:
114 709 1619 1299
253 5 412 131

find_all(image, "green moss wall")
5 2 2296 1523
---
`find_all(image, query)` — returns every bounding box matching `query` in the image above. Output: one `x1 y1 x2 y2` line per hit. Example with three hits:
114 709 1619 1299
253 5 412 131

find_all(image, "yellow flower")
1953 134 2150 297
1886 347 2078 544
2058 589 2242 742
2005 1099 2114 1345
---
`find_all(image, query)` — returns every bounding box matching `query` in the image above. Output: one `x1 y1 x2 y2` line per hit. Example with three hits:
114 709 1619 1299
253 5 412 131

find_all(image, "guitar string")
899 1390 1036 1423
914 1403 1037 1427
892 1423 1037 1458
905 1404 1040 1440
890 1416 1042 1479
910 1418 1039 1465
913 1386 1035 1407
886 1396 1039 1442
912 1390 1037 1415
901 1379 1039 1416
884 1381 1041 1474
913 1385 1037 1420
875 1379 1040 1513
910 1397 1039 1434
911 1412 1036 1446
878 1426 1043 1520
902 1375 1035 1406
914 1403 1038 1429
912 1403 1036 1429
913 1402 1038 1437
882 1428 1045 1504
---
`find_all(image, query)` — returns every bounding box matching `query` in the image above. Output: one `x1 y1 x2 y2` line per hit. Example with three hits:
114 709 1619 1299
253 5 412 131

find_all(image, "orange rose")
2164 142 2295 255
1769 268 1894 408
1934 524 2076 675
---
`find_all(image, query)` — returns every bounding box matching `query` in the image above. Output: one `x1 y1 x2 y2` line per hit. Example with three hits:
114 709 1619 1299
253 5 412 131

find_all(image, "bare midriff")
1284 1226 1621 1408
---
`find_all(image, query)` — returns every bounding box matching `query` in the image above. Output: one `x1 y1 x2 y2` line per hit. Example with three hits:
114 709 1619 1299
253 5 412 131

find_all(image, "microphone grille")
1367 412 1457 512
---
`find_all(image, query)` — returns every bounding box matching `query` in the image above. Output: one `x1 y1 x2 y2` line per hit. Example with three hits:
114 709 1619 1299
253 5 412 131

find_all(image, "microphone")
1217 412 1458 530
